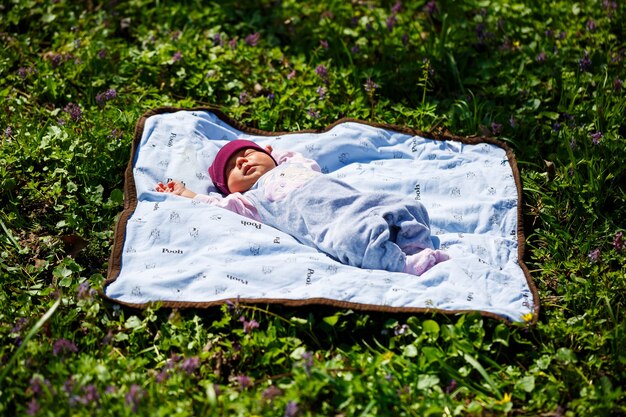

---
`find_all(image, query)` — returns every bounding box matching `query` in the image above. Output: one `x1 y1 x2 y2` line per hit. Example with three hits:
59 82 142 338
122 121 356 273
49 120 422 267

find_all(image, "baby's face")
226 147 276 193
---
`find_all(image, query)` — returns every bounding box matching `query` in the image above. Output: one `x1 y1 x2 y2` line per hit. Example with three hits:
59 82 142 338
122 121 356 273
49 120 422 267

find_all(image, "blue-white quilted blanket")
104 108 538 323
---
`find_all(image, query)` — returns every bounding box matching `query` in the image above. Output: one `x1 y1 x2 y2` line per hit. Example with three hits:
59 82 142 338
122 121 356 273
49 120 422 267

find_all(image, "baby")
156 139 449 275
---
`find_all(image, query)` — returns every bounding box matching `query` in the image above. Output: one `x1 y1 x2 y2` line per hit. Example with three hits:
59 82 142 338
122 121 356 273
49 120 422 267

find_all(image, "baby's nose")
236 156 247 167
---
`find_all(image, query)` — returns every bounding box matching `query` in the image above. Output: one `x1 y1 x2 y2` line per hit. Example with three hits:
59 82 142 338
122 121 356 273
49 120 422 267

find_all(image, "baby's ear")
265 145 273 154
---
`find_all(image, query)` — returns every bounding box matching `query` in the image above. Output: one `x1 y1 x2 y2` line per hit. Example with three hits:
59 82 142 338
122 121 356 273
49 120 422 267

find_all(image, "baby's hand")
155 180 186 195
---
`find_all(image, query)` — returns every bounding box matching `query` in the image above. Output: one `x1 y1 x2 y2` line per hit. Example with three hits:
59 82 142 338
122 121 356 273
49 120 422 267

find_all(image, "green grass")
1 0 625 415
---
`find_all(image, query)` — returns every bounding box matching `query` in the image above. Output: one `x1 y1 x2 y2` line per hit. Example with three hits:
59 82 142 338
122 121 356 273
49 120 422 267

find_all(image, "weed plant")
1 0 625 415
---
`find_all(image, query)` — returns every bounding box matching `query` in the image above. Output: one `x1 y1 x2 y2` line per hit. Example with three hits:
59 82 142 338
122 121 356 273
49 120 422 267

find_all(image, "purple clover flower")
50 53 63 68
77 384 100 405
11 317 27 335
301 351 314 374
239 316 259 333
4 126 13 137
386 15 397 31
320 40 328 49
96 88 117 106
490 122 503 135
557 31 567 40
402 33 409 45
77 281 96 300
235 375 252 390
63 376 75 394
536 51 547 63
351 44 360 54
424 0 438 16
284 400 299 417
18 67 29 79
53 338 78 356
614 78 622 92
588 248 601 263
245 32 260 46
172 51 183 62
166 352 182 368
29 376 43 396
560 111 575 127
579 51 592 72
315 64 328 80
585 19 597 32
603 0 618 17
180 356 200 374
26 398 40 416
385 1 402 31
97 49 107 59
225 298 239 312
262 385 283 401
213 33 223 46
590 131 602 145
155 369 170 383
316 86 327 99
64 103 83 122
228 38 238 48
613 231 624 251
239 91 249 105
307 108 320 119
102 330 114 345
287 69 296 80
125 384 145 412
445 379 458 394
109 129 123 140
364 78 380 93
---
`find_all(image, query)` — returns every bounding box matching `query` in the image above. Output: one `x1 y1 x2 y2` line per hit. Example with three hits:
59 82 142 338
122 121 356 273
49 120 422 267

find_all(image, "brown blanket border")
102 106 539 325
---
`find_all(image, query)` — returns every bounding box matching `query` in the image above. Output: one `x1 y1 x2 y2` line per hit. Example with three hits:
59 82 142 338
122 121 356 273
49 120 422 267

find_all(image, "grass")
1 0 625 415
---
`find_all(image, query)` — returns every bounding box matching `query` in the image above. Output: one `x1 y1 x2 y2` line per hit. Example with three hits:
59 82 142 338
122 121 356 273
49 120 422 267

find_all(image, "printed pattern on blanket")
104 108 539 323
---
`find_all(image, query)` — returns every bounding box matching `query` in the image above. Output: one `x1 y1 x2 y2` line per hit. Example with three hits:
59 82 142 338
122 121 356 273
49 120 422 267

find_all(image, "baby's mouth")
244 165 255 175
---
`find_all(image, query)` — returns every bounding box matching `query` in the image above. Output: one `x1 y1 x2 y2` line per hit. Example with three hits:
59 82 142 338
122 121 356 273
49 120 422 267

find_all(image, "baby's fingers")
155 182 165 192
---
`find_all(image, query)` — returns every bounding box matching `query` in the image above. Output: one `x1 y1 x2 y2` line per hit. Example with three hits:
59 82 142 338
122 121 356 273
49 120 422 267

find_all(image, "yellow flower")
495 392 512 405
521 313 534 323
381 351 394 363
513 40 521 48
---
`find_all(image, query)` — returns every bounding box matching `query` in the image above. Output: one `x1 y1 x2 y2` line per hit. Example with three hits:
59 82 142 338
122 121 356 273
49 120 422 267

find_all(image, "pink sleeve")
192 193 260 221
272 150 321 172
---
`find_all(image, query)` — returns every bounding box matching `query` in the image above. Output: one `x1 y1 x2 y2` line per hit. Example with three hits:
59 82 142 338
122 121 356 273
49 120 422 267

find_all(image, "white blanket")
104 109 538 323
